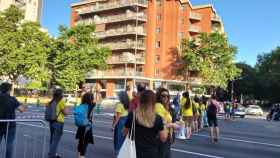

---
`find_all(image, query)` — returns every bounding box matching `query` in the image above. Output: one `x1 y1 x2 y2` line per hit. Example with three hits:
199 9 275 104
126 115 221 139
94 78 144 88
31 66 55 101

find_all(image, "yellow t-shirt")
201 103 206 111
155 103 172 124
180 97 193 117
194 102 200 116
115 103 128 117
56 100 65 123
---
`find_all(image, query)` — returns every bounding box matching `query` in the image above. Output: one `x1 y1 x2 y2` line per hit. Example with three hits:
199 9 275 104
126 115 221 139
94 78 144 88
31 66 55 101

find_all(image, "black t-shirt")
125 112 164 152
0 93 20 130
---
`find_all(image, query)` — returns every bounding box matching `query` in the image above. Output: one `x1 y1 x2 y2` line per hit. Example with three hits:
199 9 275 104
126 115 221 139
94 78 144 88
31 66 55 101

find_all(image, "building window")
155 68 160 77
155 55 160 63
156 41 160 48
156 0 161 6
180 5 185 11
156 28 160 33
157 14 161 21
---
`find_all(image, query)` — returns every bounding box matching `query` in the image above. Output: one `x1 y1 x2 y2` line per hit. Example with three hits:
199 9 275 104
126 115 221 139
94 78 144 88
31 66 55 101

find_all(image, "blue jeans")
202 111 208 126
48 122 64 158
113 116 127 155
0 127 16 158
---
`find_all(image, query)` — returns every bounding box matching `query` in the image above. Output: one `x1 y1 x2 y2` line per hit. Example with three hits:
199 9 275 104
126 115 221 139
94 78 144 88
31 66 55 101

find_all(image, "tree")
181 32 241 88
230 62 257 100
0 5 51 85
49 25 111 91
255 47 280 103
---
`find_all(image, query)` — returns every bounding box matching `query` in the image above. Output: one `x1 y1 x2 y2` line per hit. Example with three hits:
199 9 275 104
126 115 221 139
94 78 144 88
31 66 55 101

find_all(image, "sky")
42 0 280 66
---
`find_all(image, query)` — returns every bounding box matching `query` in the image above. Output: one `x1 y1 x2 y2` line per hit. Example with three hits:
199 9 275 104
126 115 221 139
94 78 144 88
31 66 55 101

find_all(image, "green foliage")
255 47 280 102
181 33 241 88
49 25 111 91
0 5 51 84
232 62 258 99
25 80 47 90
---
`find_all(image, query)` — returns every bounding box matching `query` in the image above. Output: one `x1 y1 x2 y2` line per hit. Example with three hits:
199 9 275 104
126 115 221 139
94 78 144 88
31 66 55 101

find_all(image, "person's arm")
112 112 121 128
15 97 27 113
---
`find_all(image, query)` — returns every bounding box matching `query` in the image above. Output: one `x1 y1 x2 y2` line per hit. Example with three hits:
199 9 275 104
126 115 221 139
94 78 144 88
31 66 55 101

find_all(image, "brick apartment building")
71 0 224 97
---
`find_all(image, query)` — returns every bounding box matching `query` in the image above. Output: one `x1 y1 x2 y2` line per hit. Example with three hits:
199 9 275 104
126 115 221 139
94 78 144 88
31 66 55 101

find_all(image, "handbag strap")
129 111 136 140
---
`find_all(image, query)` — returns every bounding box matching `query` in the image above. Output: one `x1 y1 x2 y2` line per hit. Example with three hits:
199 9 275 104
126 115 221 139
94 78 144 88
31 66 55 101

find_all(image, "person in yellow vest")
200 96 208 128
112 91 129 157
180 91 193 139
155 88 177 158
193 97 201 132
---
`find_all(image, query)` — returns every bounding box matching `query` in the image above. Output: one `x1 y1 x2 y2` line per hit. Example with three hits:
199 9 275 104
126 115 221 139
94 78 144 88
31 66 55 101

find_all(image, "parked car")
100 97 119 108
64 94 76 104
246 105 264 116
235 106 246 118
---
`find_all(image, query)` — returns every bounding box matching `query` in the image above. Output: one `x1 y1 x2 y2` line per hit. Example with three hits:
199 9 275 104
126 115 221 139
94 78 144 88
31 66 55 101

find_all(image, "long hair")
118 91 130 110
136 90 156 128
156 88 170 105
182 91 191 109
82 92 95 117
82 92 94 106
49 88 63 104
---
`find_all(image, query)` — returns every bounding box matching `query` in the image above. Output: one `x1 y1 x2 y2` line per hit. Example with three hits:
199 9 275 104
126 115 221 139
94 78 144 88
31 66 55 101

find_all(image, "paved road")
1 106 279 158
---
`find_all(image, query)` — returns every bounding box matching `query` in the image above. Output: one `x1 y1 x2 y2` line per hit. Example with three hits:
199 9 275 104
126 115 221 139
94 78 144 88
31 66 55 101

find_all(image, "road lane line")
171 148 224 158
19 123 224 158
193 134 280 148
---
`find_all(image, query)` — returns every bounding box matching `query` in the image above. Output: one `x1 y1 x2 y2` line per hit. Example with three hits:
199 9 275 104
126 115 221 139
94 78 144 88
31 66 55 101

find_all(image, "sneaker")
214 138 218 143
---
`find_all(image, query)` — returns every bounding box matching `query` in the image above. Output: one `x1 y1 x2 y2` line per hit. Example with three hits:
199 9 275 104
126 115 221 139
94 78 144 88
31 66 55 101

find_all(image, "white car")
64 94 76 104
100 97 119 108
246 105 264 116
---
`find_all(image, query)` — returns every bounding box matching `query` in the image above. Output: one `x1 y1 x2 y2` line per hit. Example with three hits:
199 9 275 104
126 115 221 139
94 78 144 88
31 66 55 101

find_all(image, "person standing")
172 93 181 121
206 95 220 143
112 91 129 157
129 84 146 112
46 88 69 158
193 97 200 132
124 90 168 158
0 82 27 158
199 97 207 128
155 88 177 158
180 91 193 139
75 92 95 158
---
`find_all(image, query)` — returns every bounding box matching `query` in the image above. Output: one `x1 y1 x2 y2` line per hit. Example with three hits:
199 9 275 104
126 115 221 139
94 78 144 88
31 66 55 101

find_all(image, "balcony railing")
107 56 145 64
211 14 221 22
95 27 146 38
103 42 145 50
189 12 202 20
78 0 148 15
189 25 201 33
78 14 147 25
87 70 144 78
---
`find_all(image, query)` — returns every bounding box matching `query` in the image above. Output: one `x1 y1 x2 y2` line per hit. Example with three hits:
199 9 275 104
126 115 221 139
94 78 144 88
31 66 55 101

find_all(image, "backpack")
45 101 60 122
207 103 217 116
74 104 90 127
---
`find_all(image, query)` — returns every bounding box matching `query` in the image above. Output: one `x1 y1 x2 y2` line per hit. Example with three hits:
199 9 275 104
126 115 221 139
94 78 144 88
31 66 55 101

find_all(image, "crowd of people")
0 81 222 158
112 84 222 158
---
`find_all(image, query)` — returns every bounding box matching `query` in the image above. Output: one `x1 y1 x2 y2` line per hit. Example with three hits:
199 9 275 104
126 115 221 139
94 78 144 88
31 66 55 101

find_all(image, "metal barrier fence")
0 119 47 158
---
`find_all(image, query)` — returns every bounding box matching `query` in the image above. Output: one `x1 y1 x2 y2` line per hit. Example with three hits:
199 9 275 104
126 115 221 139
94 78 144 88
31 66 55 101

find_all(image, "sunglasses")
161 94 169 98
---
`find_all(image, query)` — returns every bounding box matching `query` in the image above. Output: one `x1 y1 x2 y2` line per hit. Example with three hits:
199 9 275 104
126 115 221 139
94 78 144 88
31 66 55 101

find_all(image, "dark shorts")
207 114 218 127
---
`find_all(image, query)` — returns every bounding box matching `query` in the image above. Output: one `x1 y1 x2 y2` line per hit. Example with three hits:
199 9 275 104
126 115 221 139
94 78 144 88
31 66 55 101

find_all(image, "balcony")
95 27 146 39
86 69 144 78
103 41 145 50
189 12 202 21
79 13 147 25
189 25 201 33
107 56 145 64
78 0 148 15
211 14 222 22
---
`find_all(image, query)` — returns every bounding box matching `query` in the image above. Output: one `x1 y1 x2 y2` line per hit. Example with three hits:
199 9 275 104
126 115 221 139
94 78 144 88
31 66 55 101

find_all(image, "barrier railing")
0 119 47 158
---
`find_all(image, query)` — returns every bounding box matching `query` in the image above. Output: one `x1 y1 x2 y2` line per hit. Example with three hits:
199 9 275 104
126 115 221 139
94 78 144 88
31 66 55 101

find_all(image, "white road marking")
193 134 280 148
19 123 224 158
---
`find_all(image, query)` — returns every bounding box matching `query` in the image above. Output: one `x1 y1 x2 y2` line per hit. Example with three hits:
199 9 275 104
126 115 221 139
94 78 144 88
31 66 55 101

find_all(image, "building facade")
0 0 43 22
71 0 224 97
